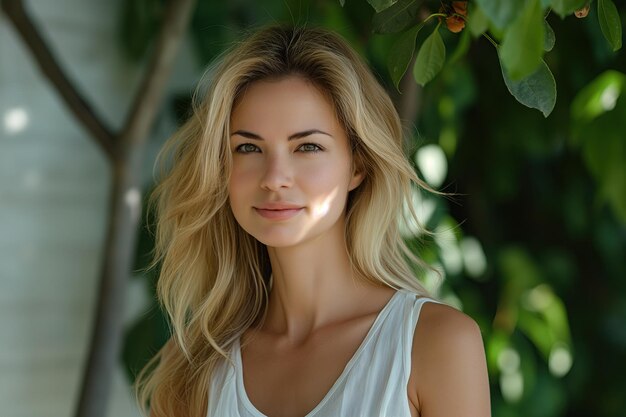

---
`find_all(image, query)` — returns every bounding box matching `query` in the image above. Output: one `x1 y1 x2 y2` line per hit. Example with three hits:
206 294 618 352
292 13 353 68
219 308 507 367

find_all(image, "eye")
235 143 261 153
298 143 323 153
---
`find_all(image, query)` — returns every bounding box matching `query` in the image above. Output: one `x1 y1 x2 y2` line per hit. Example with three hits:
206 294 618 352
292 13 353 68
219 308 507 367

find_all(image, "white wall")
0 1 199 416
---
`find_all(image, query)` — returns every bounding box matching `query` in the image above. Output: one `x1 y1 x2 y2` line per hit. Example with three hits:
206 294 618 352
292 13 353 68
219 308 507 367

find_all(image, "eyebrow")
230 129 333 141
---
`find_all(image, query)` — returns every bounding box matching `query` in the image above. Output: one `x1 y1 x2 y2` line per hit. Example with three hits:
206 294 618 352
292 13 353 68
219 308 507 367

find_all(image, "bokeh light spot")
460 236 487 279
3 107 30 134
523 284 553 312
600 84 619 111
415 144 448 188
549 343 573 377
500 371 524 403
125 187 141 223
497 347 520 374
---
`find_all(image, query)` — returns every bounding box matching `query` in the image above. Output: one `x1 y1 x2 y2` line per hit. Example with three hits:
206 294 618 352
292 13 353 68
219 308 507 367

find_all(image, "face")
228 75 364 248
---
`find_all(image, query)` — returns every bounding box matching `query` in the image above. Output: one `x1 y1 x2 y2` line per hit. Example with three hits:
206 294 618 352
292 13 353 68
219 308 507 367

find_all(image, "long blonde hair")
136 23 435 417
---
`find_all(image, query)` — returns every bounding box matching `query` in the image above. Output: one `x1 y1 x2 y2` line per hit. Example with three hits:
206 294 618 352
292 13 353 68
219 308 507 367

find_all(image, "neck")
262 217 381 345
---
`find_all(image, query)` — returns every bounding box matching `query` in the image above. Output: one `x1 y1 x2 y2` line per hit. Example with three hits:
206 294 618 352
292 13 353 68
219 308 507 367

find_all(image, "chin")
236 213 341 249
250 232 307 248
242 223 321 248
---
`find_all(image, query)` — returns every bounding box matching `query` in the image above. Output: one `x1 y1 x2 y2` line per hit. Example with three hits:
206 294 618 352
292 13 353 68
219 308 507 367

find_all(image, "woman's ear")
348 155 365 191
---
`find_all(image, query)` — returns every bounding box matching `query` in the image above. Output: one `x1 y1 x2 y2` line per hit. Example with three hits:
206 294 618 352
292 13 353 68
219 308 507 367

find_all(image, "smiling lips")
254 203 304 220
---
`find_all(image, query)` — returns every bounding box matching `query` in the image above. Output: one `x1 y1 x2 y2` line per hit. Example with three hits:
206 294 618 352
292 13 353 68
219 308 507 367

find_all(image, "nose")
259 152 293 191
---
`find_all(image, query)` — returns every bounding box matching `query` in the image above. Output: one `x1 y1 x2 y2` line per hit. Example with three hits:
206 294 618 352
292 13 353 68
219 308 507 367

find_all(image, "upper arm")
411 302 491 417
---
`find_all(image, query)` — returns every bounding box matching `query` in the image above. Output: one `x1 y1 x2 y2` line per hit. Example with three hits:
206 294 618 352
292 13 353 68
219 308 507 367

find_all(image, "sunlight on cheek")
290 187 340 242
311 189 337 218
311 187 339 219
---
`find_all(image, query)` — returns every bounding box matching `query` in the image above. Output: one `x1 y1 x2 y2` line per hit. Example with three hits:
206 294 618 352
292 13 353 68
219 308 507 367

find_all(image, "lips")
255 202 304 210
254 203 304 220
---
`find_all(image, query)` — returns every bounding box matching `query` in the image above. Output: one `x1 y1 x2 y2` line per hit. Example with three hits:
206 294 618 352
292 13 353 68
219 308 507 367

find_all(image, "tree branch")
73 1 197 417
1 0 116 159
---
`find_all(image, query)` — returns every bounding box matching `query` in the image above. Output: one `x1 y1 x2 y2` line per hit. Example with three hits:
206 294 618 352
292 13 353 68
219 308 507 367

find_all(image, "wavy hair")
136 23 436 417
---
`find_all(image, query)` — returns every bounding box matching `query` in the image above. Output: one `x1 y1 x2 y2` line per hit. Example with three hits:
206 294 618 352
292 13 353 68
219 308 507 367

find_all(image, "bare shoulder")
414 301 481 346
409 300 491 417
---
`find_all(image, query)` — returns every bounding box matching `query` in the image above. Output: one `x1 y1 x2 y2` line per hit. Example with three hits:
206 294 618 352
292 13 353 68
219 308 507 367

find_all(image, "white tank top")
206 289 442 417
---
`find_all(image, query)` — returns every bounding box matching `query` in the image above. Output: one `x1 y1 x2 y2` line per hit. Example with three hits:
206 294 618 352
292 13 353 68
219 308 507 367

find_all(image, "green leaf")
413 25 445 86
474 0 525 29
570 70 626 126
518 309 556 359
500 0 544 80
571 71 626 222
468 3 489 37
339 0 345 6
551 0 587 18
543 20 555 51
500 56 557 117
367 0 398 13
582 117 626 223
372 0 423 34
486 330 510 373
388 25 422 91
598 0 623 51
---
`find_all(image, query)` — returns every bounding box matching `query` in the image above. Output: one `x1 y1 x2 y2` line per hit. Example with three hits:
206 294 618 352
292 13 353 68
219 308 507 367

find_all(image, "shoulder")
413 299 480 345
409 299 491 417
411 300 483 374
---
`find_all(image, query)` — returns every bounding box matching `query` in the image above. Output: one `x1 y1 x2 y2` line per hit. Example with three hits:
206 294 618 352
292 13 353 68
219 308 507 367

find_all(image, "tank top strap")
206 289 446 417
399 291 445 382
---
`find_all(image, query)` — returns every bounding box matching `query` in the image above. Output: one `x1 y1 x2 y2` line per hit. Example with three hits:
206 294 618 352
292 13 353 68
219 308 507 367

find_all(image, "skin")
228 75 370 344
226 75 491 417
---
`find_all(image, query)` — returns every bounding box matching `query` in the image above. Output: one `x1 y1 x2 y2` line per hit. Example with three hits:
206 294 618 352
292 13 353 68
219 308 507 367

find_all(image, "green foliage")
475 0 525 29
500 57 557 117
383 4 624 415
598 0 623 51
468 3 489 37
118 0 166 61
550 0 587 18
372 0 623 117
413 24 446 85
122 305 169 381
388 25 422 89
543 20 555 51
372 0 423 33
571 70 626 222
570 70 625 124
500 0 544 80
367 0 399 12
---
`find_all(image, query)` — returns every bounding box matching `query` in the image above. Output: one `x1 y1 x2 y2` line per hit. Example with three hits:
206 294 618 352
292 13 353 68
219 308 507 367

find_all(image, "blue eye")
234 143 323 154
235 143 260 153
299 143 323 153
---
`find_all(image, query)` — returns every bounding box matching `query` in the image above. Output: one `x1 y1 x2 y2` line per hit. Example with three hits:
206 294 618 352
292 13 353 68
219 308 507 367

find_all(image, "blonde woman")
137 24 490 417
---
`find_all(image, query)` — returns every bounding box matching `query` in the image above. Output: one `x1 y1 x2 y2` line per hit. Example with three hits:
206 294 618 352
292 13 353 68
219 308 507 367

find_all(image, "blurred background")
1 0 624 417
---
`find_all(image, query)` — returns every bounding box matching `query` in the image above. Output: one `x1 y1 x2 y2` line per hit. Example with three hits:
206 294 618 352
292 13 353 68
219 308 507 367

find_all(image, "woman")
137 24 490 417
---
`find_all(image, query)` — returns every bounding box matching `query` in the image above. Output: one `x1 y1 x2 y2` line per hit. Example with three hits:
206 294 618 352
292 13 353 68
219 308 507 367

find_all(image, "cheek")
306 154 352 188
301 158 352 215
230 158 260 187
228 166 252 209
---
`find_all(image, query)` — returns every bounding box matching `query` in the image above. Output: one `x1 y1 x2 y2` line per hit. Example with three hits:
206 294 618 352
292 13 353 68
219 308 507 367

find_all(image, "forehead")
230 76 340 132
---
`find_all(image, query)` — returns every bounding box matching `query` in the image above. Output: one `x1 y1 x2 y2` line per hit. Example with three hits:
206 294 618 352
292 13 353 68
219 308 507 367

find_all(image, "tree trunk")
1 1 197 416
